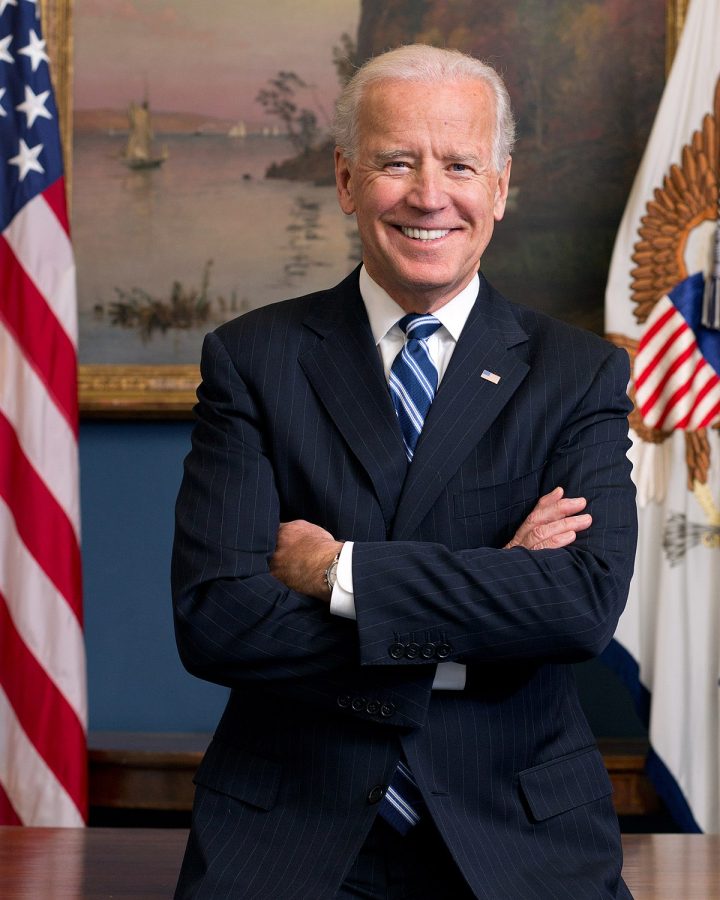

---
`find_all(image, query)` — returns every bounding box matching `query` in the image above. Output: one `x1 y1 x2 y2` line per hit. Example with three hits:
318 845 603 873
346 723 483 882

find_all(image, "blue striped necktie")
389 314 442 461
378 759 423 835
379 313 441 835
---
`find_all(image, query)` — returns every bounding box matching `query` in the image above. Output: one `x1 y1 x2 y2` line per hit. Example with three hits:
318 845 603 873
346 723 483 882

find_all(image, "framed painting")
42 0 688 416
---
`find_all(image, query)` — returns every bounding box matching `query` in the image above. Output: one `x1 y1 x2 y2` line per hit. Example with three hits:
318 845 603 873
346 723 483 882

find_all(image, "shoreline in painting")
74 130 360 365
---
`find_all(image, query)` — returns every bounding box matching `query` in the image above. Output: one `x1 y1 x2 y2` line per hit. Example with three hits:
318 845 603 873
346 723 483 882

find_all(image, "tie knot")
397 313 441 342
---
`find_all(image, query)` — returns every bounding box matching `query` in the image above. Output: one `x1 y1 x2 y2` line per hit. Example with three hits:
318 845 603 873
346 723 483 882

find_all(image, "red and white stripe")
634 294 720 431
0 182 87 826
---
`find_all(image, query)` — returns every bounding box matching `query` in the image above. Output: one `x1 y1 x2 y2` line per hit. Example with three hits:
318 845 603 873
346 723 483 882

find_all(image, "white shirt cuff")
329 541 356 619
431 661 467 690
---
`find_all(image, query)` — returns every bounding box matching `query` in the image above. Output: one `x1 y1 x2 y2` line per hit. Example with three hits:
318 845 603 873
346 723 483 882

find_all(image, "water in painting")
73 131 359 363
73 0 361 364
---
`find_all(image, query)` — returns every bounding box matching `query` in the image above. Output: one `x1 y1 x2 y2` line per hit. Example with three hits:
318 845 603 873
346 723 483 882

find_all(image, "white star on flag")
15 84 51 127
0 0 19 16
18 28 48 71
0 87 6 116
8 137 44 180
0 33 13 63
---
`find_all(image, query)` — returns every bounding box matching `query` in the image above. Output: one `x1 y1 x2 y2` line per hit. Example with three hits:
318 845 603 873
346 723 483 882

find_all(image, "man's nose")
406 166 448 211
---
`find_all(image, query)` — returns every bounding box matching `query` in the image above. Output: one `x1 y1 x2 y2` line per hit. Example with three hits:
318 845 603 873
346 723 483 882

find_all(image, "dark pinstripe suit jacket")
172 268 636 899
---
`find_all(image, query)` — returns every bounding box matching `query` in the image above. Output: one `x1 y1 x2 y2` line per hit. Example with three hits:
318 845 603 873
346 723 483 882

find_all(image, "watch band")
323 551 341 592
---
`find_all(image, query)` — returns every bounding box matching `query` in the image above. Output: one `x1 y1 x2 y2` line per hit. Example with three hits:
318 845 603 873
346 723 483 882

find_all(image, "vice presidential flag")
0 0 87 825
604 0 720 833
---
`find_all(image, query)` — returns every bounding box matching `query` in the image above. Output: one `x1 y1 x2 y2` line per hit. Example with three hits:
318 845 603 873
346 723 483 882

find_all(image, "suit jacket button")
366 699 380 716
436 642 452 659
380 702 396 718
337 695 352 709
351 697 366 712
405 642 420 660
389 642 405 659
368 785 386 804
420 643 436 659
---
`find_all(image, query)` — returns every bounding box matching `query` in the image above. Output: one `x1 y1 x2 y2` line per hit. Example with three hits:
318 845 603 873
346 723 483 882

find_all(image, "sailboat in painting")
228 120 247 138
123 100 168 169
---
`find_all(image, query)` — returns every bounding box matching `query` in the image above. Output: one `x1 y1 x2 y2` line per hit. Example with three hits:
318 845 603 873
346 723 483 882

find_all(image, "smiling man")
335 78 510 311
172 45 636 899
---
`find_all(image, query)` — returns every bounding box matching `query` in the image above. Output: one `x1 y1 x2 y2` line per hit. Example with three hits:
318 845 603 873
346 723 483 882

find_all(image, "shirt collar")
359 265 479 346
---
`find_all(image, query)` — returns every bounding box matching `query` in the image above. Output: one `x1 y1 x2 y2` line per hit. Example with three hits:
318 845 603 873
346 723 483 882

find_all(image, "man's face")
335 78 511 312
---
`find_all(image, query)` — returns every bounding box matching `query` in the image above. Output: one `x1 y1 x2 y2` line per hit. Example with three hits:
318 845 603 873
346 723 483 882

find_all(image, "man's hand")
270 519 343 602
504 487 591 550
271 488 588 600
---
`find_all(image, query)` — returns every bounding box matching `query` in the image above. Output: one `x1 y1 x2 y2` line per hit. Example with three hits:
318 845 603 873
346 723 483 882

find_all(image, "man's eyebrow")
445 152 483 166
373 149 485 166
373 149 414 162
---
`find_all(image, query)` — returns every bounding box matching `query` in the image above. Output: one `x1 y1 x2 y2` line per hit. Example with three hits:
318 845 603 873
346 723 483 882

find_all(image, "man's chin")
389 266 474 305
381 280 468 312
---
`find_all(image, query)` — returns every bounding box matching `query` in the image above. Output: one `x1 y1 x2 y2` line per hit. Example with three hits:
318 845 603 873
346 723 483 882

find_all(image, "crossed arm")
270 486 593 601
173 331 635 695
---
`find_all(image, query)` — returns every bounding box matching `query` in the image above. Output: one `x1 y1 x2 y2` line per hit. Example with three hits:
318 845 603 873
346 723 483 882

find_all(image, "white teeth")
400 227 450 241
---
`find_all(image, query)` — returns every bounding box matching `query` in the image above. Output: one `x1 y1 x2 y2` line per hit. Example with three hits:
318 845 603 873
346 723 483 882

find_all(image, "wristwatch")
323 551 341 592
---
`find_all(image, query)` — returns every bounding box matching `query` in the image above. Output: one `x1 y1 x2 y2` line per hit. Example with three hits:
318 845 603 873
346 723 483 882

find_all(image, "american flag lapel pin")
481 369 501 384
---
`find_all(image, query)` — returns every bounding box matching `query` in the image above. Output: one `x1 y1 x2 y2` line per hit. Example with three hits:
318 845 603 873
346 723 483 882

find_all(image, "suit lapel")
298 271 408 529
392 278 530 540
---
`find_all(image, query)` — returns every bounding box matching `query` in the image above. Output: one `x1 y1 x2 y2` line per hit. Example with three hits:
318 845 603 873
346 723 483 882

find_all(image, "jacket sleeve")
173 332 359 677
171 331 434 728
351 346 638 668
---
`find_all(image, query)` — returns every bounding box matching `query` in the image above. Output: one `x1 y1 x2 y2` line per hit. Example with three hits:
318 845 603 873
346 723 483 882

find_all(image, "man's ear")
335 148 356 214
493 157 512 221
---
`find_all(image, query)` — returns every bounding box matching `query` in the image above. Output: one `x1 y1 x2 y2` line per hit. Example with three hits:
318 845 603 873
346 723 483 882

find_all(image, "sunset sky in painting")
74 0 360 122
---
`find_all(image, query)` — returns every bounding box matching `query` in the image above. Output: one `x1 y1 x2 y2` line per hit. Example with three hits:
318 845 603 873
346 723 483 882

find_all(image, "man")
172 45 636 899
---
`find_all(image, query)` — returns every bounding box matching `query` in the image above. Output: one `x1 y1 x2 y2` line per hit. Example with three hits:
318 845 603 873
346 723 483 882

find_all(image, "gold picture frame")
666 0 690 75
42 0 689 417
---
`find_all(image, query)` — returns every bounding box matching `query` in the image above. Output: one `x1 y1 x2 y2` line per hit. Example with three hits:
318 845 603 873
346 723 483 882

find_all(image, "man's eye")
386 161 410 170
449 163 471 173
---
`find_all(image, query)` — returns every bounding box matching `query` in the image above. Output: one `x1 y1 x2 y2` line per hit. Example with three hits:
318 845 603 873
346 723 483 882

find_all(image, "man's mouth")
400 227 450 241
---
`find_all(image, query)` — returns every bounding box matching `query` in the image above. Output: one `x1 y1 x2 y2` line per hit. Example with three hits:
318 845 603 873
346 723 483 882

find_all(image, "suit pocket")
193 737 282 811
518 746 613 822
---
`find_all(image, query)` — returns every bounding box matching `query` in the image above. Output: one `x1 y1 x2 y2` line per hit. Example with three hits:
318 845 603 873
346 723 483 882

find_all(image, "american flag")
634 273 720 431
0 0 86 825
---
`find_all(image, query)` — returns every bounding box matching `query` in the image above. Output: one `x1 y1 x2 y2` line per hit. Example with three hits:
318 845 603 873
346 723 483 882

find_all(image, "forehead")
357 78 496 149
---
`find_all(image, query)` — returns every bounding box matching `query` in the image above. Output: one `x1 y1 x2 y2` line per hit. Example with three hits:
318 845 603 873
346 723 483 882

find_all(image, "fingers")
504 487 592 550
535 486 564 507
524 512 592 550
526 492 587 525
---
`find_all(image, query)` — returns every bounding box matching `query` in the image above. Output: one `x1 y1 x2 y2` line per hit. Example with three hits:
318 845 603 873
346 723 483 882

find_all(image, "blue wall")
80 420 228 732
80 420 644 738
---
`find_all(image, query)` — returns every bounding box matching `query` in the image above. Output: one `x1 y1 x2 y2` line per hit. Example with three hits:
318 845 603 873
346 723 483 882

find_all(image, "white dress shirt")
330 265 480 690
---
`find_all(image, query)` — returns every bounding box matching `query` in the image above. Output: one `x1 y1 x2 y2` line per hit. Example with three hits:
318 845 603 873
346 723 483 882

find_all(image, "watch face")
325 555 339 590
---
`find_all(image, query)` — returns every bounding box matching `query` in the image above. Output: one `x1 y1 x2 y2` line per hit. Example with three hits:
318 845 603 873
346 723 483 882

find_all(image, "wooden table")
0 828 717 898
0 827 185 899
622 834 720 898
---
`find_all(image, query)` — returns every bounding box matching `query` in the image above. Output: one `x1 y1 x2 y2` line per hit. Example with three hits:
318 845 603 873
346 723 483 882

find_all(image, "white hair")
332 44 515 172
